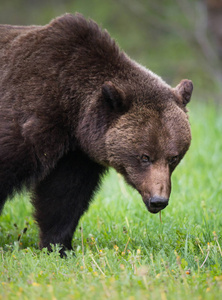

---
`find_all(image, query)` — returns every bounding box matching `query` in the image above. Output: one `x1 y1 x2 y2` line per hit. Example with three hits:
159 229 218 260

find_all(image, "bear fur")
0 13 193 254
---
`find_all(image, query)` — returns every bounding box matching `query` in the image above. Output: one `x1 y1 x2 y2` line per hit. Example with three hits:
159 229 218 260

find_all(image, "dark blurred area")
0 0 221 101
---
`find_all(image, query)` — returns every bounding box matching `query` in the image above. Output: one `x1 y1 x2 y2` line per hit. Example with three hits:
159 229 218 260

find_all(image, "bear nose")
148 196 169 214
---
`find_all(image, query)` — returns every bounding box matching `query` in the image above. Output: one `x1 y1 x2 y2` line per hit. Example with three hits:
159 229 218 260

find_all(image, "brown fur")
0 13 193 254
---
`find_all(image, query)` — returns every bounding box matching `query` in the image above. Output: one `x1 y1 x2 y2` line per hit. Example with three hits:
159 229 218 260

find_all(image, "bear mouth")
146 205 162 214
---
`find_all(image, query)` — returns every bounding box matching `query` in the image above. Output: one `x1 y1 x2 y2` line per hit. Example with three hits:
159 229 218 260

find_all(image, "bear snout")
144 196 169 214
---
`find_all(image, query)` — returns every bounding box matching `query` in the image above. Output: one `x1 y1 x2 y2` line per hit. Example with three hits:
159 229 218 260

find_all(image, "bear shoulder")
46 13 122 63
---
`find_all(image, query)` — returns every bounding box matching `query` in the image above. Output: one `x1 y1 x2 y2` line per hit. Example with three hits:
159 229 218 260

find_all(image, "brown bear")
0 13 193 254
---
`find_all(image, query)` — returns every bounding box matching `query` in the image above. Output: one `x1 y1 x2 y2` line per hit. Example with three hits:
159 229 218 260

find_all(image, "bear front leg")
32 150 106 256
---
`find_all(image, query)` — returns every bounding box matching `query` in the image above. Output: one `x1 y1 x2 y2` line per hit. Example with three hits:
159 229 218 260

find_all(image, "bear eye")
169 155 179 165
141 154 150 163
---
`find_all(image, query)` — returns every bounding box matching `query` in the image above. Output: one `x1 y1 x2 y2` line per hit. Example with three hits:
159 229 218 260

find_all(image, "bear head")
101 78 193 214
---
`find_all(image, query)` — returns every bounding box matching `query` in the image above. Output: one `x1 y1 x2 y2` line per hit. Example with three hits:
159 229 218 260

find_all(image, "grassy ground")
0 101 222 299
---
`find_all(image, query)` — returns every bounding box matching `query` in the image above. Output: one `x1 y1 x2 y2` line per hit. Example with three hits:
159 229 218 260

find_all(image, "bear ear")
174 79 193 106
102 81 128 112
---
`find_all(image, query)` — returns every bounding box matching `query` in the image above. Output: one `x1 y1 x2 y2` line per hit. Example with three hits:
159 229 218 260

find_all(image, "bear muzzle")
144 196 169 214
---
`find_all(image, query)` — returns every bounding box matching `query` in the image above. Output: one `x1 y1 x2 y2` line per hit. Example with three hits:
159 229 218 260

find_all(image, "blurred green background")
0 0 221 102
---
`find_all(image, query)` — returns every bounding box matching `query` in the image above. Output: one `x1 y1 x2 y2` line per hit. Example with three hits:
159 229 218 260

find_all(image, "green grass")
0 101 222 299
